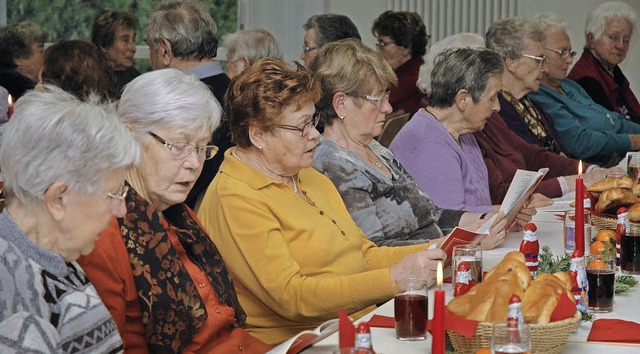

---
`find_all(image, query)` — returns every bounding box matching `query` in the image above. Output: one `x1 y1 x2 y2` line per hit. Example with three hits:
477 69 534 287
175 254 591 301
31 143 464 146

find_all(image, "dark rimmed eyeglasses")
105 185 129 201
544 47 577 60
275 112 321 137
148 132 219 160
302 45 318 53
375 40 396 49
521 54 546 66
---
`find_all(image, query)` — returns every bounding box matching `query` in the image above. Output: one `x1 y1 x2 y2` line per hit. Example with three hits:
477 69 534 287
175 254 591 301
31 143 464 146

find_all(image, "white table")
306 195 640 353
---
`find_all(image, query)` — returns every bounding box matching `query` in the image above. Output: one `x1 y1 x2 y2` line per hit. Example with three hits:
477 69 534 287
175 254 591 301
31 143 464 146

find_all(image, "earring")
339 115 345 120
258 145 264 151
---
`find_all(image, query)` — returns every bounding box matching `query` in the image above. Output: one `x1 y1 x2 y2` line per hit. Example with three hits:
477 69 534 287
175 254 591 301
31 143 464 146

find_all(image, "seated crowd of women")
0 0 639 353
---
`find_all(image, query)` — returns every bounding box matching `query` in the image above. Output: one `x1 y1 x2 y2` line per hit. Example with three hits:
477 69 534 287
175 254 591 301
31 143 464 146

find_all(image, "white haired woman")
0 86 140 352
77 69 271 353
223 28 282 79
568 1 640 123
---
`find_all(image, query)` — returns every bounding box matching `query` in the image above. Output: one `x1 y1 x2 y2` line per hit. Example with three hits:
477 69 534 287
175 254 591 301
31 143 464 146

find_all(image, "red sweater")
568 49 640 123
474 112 588 204
389 55 425 115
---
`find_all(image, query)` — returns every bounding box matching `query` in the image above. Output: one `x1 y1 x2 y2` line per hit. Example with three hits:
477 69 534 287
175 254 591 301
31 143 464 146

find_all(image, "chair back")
376 111 411 148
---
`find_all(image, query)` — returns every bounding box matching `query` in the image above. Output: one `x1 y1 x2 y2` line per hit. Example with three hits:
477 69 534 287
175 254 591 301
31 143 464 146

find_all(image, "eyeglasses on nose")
274 112 321 137
351 92 391 107
375 40 396 49
543 47 577 60
148 132 219 160
105 185 129 201
302 45 318 53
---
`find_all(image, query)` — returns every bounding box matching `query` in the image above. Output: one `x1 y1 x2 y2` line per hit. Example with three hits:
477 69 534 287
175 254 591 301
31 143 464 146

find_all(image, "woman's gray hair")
223 28 283 64
486 17 546 60
419 33 485 95
118 68 221 140
585 1 637 41
147 0 219 60
0 85 140 205
428 48 504 109
529 13 569 36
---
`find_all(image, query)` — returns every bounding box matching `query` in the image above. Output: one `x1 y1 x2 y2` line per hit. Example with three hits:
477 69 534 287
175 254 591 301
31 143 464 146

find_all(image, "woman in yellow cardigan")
197 58 510 345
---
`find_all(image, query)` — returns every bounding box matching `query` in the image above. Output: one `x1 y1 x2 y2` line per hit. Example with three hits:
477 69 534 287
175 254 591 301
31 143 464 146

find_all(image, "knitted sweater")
0 211 123 353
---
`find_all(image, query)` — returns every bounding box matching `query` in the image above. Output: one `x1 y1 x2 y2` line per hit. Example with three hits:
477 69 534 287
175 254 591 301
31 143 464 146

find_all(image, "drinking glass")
394 278 428 341
491 323 531 354
586 254 615 312
621 229 640 275
563 210 592 256
627 153 640 184
452 244 483 289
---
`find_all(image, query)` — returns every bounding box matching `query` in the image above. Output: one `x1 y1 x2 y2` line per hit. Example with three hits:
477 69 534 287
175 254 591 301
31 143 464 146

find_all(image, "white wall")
243 0 640 94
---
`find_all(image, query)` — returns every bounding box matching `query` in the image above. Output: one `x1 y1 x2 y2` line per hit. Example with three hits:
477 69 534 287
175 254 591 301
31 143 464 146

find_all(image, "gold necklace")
232 148 298 193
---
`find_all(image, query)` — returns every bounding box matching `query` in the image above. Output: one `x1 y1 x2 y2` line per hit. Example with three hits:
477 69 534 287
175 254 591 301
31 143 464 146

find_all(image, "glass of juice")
394 278 428 341
586 254 615 312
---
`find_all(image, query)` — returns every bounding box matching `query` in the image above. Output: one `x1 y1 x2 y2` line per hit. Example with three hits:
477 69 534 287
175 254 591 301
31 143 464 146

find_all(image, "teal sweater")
529 79 640 167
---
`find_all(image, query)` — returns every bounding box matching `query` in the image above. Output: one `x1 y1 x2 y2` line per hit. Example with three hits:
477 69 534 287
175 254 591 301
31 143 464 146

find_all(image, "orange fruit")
475 349 491 354
595 229 616 243
590 241 606 255
588 260 607 269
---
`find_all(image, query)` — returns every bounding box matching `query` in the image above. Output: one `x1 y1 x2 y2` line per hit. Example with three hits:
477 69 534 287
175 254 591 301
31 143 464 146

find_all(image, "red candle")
575 161 584 254
432 261 445 354
7 94 13 119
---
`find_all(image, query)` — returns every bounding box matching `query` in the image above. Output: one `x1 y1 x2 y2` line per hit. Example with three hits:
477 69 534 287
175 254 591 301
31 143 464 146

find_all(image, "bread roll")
484 258 531 291
633 183 640 197
522 273 574 324
629 203 640 222
588 176 633 192
448 273 524 322
595 188 639 213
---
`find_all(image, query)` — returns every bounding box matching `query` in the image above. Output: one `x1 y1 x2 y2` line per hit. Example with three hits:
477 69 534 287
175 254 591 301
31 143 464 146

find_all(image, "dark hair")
147 0 219 60
42 40 117 102
372 10 429 57
225 58 321 148
92 10 137 50
0 22 47 69
303 14 361 48
429 48 504 108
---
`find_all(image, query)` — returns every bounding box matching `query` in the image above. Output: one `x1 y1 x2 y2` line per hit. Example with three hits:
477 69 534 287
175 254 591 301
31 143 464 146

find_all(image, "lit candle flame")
578 160 582 177
7 95 12 106
436 261 443 287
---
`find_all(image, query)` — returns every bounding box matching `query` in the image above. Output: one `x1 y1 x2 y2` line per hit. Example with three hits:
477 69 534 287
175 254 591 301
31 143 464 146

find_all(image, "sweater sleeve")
529 89 632 162
0 312 62 352
210 194 399 322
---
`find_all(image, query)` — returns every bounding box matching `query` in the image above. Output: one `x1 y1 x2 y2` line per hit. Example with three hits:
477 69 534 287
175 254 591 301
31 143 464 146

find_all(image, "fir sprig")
537 245 571 274
616 275 639 294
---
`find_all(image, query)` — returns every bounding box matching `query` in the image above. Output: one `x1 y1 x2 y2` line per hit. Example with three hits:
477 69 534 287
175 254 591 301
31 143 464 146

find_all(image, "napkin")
441 309 479 338
549 292 577 322
339 309 355 348
367 315 394 328
588 319 640 343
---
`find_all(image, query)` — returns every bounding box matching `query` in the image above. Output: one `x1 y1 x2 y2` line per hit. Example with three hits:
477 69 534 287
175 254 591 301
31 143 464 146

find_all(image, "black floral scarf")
119 185 246 353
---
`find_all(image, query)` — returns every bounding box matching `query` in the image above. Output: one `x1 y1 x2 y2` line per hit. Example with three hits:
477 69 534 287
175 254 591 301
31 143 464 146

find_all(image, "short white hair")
585 1 637 41
223 28 283 64
419 33 485 95
530 13 569 36
118 68 221 140
0 85 140 204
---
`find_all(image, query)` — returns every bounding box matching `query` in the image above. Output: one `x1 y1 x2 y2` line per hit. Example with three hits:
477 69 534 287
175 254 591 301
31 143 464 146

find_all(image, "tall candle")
575 161 584 254
7 94 13 119
432 261 445 354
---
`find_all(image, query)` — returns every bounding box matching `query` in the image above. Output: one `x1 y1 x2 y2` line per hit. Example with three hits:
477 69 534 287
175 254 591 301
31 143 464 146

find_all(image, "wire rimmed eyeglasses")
521 54 546 66
275 112 321 137
148 132 219 160
105 185 129 201
302 45 318 53
544 47 577 60
351 92 391 107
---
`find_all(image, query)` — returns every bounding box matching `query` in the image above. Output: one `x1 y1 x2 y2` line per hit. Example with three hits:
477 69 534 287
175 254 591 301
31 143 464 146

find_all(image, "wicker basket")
592 213 640 233
447 311 581 354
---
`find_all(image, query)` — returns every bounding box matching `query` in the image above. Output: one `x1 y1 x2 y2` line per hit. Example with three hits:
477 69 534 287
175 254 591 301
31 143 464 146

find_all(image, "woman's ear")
159 38 174 66
586 32 596 49
454 89 470 111
248 124 266 150
332 92 348 118
44 182 69 222
241 56 251 71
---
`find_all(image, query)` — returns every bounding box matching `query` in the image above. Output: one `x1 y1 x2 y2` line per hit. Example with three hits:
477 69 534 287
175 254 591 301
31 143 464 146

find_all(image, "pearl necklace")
232 148 299 193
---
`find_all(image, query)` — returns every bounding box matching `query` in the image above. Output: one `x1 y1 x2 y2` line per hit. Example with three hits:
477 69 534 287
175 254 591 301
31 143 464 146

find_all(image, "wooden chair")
376 111 411 148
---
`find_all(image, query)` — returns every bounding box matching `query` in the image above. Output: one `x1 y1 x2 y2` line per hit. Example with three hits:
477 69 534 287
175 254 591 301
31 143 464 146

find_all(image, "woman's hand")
509 193 551 231
479 212 508 249
389 249 447 289
583 166 624 187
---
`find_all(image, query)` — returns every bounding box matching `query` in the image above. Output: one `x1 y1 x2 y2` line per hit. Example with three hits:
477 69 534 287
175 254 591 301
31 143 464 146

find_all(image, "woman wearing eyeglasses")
568 1 640 124
300 14 361 67
372 10 429 115
311 39 529 247
77 69 271 353
484 17 566 154
528 14 640 167
197 58 454 345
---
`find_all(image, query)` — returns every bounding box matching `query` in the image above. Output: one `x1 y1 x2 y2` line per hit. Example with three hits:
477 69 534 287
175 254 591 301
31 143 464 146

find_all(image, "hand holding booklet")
433 168 549 263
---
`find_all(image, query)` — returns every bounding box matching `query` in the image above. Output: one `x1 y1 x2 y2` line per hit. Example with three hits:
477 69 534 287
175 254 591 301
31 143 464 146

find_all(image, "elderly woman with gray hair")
569 1 640 123
0 86 140 352
77 69 270 353
223 28 282 78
